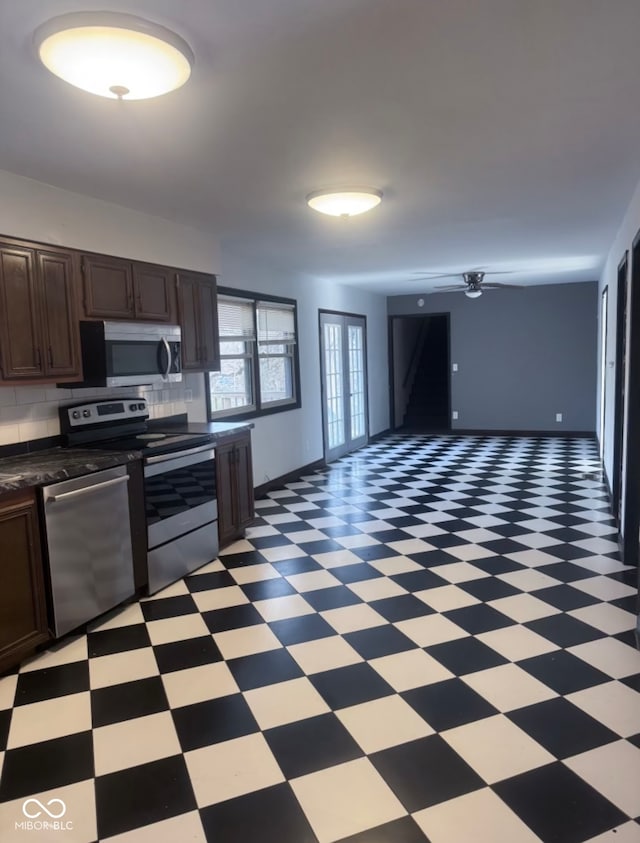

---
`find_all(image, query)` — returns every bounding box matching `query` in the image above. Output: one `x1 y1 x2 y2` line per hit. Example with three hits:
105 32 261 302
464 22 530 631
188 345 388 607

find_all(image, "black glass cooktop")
77 431 213 456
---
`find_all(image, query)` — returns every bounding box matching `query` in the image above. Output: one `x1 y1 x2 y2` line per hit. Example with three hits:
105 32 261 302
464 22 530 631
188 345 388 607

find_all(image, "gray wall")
388 281 598 432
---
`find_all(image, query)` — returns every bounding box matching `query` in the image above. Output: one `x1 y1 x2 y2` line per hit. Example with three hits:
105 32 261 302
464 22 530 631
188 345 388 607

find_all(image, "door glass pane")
348 324 365 440
324 323 345 449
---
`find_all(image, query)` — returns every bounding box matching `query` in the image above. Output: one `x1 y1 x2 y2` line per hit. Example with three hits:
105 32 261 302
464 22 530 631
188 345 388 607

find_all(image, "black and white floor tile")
1 433 639 842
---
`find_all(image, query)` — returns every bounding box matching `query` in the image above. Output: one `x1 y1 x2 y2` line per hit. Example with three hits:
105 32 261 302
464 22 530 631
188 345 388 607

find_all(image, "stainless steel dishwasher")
41 465 135 637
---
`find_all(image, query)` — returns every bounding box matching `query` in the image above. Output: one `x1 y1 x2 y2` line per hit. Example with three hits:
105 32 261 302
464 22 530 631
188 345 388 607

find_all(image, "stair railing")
402 320 429 388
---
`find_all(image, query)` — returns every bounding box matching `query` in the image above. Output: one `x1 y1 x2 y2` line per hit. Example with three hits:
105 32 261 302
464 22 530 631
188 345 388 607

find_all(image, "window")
208 289 300 420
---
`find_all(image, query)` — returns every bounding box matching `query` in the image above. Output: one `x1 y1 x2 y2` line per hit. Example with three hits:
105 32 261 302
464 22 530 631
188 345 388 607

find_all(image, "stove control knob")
71 410 80 420
138 403 146 411
129 403 137 411
82 409 91 418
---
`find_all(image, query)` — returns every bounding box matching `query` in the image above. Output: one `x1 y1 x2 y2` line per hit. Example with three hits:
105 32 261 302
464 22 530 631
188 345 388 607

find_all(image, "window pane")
221 340 248 356
258 342 289 356
257 303 296 343
218 297 255 341
209 356 253 413
259 356 292 404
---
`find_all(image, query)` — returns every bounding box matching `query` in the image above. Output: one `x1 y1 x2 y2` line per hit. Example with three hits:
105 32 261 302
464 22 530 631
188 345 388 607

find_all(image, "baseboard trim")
452 429 597 438
254 458 326 500
369 428 392 443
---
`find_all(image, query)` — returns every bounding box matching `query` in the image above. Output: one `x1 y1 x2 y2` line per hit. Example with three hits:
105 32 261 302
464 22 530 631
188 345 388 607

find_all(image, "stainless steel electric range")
60 399 219 594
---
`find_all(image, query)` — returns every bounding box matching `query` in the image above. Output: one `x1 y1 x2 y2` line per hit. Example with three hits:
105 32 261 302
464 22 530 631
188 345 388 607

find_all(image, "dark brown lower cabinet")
0 489 50 673
216 431 255 548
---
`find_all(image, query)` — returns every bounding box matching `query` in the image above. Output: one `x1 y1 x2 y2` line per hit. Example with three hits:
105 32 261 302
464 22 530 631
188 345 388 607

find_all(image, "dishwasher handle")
45 474 129 504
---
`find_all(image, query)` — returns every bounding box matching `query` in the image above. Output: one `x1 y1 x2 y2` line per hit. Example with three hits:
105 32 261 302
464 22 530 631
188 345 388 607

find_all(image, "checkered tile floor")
1 434 639 843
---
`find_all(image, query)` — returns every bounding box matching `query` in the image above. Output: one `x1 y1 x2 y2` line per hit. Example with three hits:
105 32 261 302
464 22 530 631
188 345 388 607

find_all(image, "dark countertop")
0 447 141 494
0 421 253 494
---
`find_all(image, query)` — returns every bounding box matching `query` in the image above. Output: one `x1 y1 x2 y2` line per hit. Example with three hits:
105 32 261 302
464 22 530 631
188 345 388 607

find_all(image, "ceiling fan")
413 269 520 299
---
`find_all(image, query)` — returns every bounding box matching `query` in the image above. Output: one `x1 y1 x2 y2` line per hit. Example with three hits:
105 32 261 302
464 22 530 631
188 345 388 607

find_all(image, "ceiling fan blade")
481 282 521 289
432 284 466 291
411 273 457 281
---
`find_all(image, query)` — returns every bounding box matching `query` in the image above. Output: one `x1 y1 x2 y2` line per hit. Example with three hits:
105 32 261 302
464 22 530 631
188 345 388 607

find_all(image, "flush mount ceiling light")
306 188 382 217
34 12 194 100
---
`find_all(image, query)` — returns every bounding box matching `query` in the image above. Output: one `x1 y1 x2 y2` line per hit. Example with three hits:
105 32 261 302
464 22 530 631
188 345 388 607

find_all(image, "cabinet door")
234 435 255 530
82 255 134 318
216 442 237 547
198 277 221 371
38 249 82 378
0 490 50 673
133 263 174 322
0 244 44 379
176 273 202 370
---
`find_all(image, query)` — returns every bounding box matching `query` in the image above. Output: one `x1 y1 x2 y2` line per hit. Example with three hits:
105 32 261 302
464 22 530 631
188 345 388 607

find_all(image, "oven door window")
145 458 217 526
106 340 163 378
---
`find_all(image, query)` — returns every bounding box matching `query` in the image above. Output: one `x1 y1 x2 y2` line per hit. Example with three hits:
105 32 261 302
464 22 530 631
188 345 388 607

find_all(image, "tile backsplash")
0 382 188 446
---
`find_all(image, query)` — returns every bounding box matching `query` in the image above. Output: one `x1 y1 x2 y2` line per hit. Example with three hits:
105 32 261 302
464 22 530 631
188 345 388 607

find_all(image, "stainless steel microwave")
59 321 182 388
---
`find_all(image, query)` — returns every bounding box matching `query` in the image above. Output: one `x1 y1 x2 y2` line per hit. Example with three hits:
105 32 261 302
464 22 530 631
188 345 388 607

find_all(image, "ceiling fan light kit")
306 188 382 217
34 12 194 100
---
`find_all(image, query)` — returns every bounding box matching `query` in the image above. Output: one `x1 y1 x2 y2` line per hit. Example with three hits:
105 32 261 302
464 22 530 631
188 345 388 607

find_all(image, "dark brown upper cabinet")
0 241 81 382
82 255 174 322
133 263 174 321
176 271 220 371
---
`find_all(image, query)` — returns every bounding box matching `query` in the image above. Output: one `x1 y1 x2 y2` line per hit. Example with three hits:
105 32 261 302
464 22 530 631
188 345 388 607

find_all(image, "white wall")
189 256 390 485
0 168 220 272
0 168 221 445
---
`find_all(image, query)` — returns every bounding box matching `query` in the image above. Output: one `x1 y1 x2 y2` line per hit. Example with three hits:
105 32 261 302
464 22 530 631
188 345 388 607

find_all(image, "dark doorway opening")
622 232 640 570
612 252 628 529
390 314 450 431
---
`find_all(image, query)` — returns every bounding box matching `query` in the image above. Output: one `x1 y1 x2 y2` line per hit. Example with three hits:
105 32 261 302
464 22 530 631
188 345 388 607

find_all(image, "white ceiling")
2 0 640 294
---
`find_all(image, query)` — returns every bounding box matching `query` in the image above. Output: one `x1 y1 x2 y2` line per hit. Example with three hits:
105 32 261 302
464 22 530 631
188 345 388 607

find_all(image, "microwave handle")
160 337 171 378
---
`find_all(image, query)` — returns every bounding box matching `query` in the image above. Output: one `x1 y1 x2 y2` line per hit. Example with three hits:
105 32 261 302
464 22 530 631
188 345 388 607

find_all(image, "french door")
319 311 368 462
599 286 608 461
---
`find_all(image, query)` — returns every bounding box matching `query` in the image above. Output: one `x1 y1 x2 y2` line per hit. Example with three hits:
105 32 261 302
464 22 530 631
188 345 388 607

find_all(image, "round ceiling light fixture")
306 188 382 217
34 12 194 100
465 289 482 299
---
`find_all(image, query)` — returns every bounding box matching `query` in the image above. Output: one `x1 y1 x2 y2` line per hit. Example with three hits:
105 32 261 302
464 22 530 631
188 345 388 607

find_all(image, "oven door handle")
145 443 215 465
160 337 171 379
46 475 129 503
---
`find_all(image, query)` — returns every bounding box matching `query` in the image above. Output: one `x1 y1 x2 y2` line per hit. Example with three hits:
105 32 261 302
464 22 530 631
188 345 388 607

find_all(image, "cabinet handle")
48 346 53 367
36 348 42 369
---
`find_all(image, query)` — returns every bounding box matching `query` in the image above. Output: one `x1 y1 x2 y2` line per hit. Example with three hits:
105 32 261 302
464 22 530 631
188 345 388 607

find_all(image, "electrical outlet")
452 363 458 372
452 410 459 420
184 389 193 403
556 413 563 422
